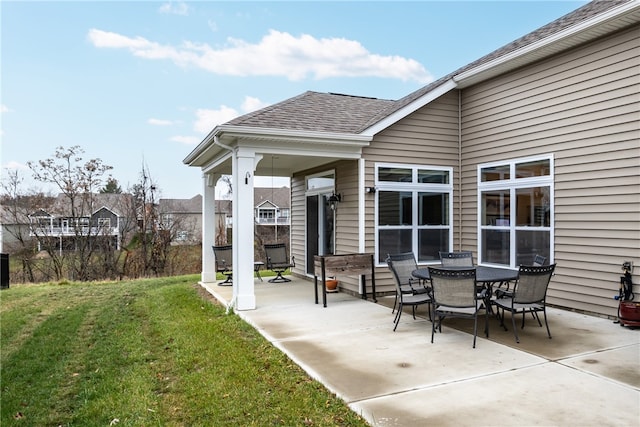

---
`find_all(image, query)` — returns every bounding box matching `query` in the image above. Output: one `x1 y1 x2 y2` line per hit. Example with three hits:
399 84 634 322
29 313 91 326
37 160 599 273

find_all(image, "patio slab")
201 277 640 426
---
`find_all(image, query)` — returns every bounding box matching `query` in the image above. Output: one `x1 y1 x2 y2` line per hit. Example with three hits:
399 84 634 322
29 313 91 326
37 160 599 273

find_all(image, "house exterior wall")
280 24 639 318
360 90 461 295
459 25 640 317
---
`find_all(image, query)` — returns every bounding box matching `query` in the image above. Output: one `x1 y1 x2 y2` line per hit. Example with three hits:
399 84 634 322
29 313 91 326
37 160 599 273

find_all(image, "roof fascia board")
453 1 640 85
218 125 372 145
361 79 457 136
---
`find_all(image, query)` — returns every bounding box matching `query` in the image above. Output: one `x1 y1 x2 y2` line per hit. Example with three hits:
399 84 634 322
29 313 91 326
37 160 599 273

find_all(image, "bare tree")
0 169 54 282
27 146 113 280
127 162 171 277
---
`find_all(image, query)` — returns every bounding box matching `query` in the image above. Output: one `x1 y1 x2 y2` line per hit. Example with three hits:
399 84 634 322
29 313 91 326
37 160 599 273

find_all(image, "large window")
478 156 553 267
376 164 452 264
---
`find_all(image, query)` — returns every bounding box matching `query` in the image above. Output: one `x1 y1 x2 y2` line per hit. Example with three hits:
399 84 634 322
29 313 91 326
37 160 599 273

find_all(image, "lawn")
0 275 368 426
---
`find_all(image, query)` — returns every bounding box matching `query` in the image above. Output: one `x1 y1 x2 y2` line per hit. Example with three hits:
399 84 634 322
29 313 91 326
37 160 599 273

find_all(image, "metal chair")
387 254 432 331
429 267 487 348
264 243 295 283
212 245 232 286
439 251 474 267
493 264 556 343
386 252 431 315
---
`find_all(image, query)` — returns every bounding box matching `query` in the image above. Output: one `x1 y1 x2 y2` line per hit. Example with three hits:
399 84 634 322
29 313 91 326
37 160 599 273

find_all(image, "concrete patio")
202 276 639 426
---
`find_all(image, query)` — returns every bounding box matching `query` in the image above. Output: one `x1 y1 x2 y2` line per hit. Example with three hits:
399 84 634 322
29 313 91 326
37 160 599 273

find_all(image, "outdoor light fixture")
328 193 342 210
365 186 376 194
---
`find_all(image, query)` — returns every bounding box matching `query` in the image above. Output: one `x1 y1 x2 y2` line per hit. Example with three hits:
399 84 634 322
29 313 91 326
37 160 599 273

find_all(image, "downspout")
458 89 463 251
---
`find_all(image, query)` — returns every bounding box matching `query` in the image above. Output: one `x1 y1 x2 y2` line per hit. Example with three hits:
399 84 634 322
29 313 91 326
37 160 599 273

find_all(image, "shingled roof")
221 0 633 136
226 91 395 134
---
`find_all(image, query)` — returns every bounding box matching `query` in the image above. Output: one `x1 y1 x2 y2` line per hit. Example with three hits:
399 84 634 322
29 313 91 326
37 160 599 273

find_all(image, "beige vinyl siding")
460 25 640 317
362 90 460 294
290 173 307 278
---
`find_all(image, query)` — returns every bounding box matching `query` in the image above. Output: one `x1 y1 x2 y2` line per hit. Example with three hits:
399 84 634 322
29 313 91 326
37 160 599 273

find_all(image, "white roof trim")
361 79 458 136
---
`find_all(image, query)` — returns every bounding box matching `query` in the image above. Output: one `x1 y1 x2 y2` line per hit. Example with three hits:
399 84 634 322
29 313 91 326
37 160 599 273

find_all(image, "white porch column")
232 148 257 310
201 173 217 283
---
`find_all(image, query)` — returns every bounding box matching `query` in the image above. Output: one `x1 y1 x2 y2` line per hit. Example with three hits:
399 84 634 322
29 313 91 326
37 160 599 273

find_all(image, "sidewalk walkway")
203 277 639 426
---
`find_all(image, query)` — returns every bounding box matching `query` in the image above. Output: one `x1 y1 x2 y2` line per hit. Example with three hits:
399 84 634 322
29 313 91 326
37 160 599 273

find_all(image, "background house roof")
254 187 290 209
39 193 133 218
159 195 202 214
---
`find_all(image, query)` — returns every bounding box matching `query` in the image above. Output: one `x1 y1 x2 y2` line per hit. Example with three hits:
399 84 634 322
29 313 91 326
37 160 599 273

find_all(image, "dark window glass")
418 229 449 262
378 229 412 263
516 159 550 179
481 165 510 182
378 167 412 182
378 191 412 226
419 193 449 225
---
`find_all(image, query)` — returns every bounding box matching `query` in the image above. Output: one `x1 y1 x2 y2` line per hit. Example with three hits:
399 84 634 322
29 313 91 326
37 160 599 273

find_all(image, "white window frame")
374 162 453 266
477 154 554 268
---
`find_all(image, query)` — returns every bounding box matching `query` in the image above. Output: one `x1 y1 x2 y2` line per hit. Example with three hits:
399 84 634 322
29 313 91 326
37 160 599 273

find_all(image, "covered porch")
184 122 373 310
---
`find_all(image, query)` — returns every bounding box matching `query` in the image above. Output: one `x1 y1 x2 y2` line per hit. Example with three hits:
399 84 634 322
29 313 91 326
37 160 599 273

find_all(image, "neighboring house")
159 195 204 245
184 0 640 316
0 205 34 253
254 187 291 226
157 191 289 245
28 193 134 251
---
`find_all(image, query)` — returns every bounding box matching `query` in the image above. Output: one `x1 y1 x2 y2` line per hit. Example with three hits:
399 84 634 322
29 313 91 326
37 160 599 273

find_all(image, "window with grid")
375 163 453 264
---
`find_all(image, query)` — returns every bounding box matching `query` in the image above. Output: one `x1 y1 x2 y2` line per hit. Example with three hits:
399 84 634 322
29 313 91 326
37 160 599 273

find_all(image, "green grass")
0 276 368 426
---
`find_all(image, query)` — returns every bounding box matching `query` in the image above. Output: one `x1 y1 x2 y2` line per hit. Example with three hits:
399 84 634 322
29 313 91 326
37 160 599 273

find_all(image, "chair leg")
392 293 398 314
543 307 552 339
268 271 291 283
431 314 438 343
472 314 478 348
393 303 403 331
511 309 520 343
218 274 232 286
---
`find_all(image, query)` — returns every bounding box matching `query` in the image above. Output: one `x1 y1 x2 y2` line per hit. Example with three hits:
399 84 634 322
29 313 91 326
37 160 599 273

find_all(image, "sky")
1 0 589 200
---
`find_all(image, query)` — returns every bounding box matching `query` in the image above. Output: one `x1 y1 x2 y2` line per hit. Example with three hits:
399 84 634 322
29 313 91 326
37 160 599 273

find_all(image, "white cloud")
87 29 433 84
170 135 200 145
148 118 174 126
194 106 238 134
1 104 11 113
3 161 29 171
158 2 189 16
241 96 269 113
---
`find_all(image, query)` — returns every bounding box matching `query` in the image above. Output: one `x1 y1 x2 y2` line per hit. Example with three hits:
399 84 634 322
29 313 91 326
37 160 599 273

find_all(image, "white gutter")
214 135 233 152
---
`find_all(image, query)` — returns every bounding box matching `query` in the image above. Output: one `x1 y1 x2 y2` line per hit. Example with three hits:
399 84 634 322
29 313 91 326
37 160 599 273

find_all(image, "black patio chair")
387 253 432 331
264 243 295 283
212 245 232 286
439 251 474 267
493 263 556 343
386 252 431 315
429 267 487 348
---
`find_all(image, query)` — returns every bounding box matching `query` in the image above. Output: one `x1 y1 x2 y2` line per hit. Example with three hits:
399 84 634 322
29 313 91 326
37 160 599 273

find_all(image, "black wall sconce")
328 192 341 210
365 186 376 194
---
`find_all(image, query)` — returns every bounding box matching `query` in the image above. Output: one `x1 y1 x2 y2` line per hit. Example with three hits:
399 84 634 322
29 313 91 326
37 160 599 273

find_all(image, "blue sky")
1 1 588 199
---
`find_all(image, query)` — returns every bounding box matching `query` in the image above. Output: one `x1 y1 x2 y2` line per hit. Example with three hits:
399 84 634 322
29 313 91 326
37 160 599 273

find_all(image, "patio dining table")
412 265 519 315
412 265 518 285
